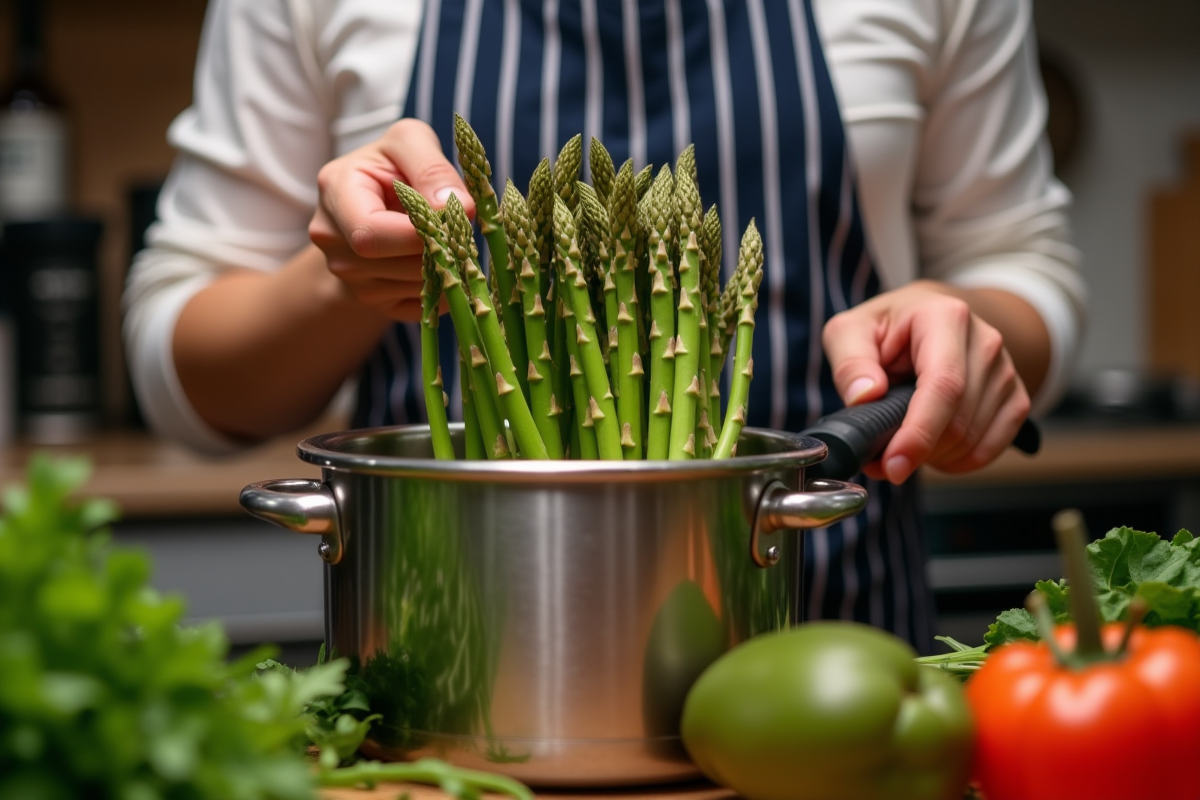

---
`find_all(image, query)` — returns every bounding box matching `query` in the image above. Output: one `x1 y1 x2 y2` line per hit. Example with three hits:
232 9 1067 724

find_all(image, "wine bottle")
0 0 69 220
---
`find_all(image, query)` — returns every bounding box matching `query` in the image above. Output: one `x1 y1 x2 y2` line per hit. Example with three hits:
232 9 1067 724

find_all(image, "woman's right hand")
308 118 474 322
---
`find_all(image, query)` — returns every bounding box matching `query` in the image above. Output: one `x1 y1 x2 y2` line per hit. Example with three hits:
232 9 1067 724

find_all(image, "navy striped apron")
352 0 935 652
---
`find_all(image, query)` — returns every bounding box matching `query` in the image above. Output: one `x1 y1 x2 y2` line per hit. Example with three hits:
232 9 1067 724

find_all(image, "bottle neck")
6 0 59 110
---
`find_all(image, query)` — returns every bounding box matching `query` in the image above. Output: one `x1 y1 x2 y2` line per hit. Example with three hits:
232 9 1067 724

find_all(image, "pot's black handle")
803 384 1041 480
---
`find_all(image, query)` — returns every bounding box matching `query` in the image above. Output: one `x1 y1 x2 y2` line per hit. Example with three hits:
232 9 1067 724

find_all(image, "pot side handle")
750 479 868 568
239 478 344 565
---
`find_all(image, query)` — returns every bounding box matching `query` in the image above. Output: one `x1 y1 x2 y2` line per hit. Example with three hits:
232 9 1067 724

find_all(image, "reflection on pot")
641 579 727 739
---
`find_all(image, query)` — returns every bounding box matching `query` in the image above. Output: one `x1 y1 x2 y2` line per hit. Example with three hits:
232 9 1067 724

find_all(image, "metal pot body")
242 425 866 787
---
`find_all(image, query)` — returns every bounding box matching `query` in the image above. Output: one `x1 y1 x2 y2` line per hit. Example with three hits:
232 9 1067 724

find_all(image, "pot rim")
297 424 828 483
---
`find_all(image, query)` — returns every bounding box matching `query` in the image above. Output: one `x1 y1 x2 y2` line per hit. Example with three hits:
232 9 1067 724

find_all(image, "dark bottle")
0 0 69 220
4 218 103 443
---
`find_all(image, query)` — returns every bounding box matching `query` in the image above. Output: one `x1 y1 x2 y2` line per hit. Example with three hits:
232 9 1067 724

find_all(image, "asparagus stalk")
553 195 624 460
608 161 645 458
453 114 529 399
589 137 615 206
712 220 764 459
394 181 511 459
668 161 704 459
501 179 565 459
420 247 455 460
560 295 598 459
461 349 485 459
442 193 550 460
644 166 678 459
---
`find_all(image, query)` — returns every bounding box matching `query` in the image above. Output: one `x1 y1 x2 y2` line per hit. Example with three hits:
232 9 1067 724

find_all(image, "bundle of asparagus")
393 115 764 461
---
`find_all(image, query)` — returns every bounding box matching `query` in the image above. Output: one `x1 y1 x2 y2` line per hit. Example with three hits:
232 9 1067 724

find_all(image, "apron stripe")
826 149 854 315
579 0 604 178
786 0 827 428
513 1 546 184
864 485 886 629
540 0 561 161
454 0 485 128
496 0 522 193
415 0 443 123
555 3 587 160
745 0 787 431
663 0 690 159
621 0 648 169
702 1 739 283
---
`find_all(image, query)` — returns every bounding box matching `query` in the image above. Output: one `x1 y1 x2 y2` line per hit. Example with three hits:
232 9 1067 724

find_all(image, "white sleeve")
122 0 422 454
815 0 1087 415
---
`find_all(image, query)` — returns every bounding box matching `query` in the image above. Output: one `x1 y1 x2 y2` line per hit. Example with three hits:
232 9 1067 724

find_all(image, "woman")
123 0 1085 650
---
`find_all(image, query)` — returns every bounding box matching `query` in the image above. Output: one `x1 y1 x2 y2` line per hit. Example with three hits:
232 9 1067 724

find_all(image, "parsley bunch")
0 455 320 800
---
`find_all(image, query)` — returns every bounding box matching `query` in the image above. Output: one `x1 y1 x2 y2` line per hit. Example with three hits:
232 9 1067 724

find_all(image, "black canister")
3 217 103 443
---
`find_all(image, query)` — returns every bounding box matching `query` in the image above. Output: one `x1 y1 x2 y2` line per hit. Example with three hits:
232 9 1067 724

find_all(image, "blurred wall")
1034 0 1200 379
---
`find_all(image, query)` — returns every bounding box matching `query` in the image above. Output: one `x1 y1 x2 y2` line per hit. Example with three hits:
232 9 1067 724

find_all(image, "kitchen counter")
3 421 1200 517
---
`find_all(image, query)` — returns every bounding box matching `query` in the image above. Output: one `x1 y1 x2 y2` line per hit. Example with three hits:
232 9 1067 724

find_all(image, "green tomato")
680 622 973 800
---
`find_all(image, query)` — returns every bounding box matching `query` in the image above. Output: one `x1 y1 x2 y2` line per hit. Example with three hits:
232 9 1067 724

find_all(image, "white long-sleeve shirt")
123 0 1086 455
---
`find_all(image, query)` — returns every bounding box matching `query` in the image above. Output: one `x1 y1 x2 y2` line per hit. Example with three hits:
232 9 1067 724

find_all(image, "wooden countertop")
3 421 1200 518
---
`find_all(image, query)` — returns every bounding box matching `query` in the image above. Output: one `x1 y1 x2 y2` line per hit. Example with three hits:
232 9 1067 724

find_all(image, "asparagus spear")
553 134 584 212
574 182 615 376
394 180 511 459
501 179 565 459
442 192 550 460
668 160 704 459
701 204 725 438
712 220 764 460
528 158 555 309
553 195 624 460
589 137 615 205
644 166 678 459
607 161 645 458
420 247 455 460
453 114 529 398
635 163 655 200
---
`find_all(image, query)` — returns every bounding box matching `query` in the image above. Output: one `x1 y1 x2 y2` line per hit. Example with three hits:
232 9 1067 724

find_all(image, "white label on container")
0 110 69 219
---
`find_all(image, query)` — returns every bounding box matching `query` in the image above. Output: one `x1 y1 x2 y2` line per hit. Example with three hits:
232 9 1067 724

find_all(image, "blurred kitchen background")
0 0 1197 660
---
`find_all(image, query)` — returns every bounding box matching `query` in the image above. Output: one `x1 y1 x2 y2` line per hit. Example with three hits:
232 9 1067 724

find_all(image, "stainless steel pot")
241 424 866 787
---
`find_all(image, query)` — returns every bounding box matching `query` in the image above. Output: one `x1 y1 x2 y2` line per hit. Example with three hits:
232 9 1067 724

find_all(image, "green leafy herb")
0 455 536 800
920 526 1200 676
0 454 317 800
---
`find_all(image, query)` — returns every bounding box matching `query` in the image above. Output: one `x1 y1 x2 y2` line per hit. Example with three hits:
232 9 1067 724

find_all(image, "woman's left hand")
821 280 1032 484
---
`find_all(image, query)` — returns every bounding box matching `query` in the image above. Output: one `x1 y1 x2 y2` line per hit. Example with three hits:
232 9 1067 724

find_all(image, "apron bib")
352 0 934 651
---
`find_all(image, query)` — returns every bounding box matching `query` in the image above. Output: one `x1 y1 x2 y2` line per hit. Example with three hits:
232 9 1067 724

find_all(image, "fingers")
822 304 893 407
381 119 476 219
826 282 1034 485
310 118 474 320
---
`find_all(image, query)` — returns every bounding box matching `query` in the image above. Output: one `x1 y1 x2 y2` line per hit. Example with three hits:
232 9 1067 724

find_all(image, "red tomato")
966 624 1200 800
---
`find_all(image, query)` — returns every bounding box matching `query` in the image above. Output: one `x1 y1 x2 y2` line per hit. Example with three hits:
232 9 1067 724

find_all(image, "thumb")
821 309 891 407
382 118 475 217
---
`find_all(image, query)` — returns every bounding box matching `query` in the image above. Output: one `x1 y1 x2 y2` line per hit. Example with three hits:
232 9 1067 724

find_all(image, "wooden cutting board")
320 779 736 800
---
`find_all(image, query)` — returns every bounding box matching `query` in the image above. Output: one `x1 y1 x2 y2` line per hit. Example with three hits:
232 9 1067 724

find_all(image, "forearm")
173 245 391 441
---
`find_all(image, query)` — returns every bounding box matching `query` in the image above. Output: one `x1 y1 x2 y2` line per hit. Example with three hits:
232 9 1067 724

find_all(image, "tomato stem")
1115 597 1149 658
1053 509 1105 660
1027 591 1071 664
